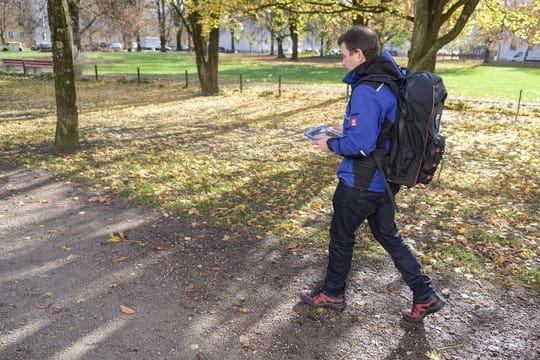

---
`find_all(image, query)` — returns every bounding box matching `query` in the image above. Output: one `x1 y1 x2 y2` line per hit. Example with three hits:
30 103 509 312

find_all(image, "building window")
7 32 14 39
19 32 25 39
42 33 48 41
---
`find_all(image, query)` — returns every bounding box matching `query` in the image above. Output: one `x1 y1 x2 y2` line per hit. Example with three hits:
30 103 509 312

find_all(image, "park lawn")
5 50 540 104
0 75 538 288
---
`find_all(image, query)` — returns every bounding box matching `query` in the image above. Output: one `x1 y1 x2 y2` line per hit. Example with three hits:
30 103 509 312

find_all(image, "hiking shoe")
401 292 446 322
298 287 346 311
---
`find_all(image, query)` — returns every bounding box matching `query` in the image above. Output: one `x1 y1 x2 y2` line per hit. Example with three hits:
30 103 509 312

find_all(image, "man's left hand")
314 136 331 152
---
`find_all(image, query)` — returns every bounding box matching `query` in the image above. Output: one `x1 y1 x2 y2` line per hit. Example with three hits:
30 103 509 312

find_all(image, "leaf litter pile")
0 75 538 289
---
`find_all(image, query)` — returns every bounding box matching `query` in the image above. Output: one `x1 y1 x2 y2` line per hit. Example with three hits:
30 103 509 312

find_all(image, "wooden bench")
1 58 53 74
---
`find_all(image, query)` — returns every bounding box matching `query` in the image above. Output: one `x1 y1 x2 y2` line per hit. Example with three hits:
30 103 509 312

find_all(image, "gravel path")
1 165 538 360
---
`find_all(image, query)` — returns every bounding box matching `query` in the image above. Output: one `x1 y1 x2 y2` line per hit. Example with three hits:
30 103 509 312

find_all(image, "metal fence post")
94 64 98 81
278 76 282 97
137 67 141 85
515 89 523 122
240 74 243 93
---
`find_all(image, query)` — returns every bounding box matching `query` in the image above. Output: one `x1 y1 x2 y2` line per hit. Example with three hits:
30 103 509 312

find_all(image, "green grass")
436 62 540 104
4 50 540 103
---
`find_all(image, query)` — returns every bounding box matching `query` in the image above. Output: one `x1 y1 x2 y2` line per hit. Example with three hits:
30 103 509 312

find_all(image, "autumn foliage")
0 75 538 288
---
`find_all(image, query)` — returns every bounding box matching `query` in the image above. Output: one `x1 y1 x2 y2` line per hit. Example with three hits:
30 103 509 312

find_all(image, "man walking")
299 26 446 322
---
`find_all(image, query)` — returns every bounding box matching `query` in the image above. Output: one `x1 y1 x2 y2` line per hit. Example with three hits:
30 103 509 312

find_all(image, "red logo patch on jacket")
351 118 358 126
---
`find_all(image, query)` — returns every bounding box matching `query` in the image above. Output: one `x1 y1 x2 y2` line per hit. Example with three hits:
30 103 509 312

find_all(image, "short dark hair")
338 26 380 59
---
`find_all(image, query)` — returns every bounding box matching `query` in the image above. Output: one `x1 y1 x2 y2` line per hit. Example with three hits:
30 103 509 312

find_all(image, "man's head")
338 26 380 71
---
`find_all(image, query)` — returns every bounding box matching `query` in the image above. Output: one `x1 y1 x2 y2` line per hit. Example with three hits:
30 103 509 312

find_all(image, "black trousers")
324 180 433 301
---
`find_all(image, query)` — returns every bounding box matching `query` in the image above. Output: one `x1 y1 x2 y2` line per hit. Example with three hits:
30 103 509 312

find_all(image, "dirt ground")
0 164 538 360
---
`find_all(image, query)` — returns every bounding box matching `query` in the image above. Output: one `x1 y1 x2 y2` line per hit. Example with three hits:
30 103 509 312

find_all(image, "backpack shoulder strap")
356 74 402 211
356 74 400 97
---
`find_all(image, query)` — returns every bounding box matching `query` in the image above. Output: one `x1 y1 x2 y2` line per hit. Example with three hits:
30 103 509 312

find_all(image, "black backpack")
359 71 448 209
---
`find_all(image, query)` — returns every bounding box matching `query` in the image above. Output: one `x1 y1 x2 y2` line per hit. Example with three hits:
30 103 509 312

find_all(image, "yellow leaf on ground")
105 231 125 244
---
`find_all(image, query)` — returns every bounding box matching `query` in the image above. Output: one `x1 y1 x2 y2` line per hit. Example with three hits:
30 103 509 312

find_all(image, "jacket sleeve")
327 85 383 158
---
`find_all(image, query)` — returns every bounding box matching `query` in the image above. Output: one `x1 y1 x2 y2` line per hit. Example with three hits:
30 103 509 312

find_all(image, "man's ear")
357 49 366 62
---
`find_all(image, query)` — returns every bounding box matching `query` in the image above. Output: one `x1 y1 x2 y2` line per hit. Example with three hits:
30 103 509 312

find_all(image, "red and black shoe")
298 287 346 311
402 292 446 322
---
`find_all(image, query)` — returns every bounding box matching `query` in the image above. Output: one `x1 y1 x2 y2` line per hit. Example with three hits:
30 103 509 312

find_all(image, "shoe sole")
299 294 347 311
402 299 446 323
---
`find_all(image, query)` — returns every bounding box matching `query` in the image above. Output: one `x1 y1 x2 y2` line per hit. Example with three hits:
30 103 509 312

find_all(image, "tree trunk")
176 28 182 50
483 46 491 64
276 37 285 58
156 0 167 52
289 16 298 61
48 0 79 153
190 11 219 95
67 0 81 51
230 30 235 53
408 0 480 72
270 31 275 56
351 0 366 25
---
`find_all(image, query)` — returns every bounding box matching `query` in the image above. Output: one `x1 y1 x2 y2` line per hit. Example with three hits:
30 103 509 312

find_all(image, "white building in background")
495 39 540 61
31 0 50 45
218 19 319 54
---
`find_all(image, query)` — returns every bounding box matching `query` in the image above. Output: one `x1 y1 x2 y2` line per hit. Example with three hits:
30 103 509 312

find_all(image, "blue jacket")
327 54 401 192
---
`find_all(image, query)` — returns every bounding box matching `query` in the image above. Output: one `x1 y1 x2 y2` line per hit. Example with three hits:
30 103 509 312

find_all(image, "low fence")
2 61 539 114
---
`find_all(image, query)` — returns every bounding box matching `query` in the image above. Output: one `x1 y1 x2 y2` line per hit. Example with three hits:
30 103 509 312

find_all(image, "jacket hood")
343 53 402 85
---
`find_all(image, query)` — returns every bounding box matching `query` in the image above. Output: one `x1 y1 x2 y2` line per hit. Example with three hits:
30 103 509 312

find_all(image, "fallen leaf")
35 303 63 315
239 335 250 348
189 343 199 350
112 256 129 263
287 244 300 252
105 231 125 244
119 305 136 315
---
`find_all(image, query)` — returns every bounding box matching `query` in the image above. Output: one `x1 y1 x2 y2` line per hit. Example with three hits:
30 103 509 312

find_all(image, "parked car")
106 43 123 51
329 48 342 56
31 43 52 52
1 42 24 52
156 45 172 52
